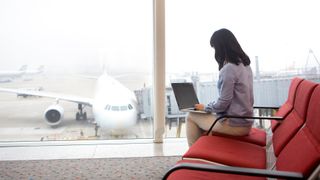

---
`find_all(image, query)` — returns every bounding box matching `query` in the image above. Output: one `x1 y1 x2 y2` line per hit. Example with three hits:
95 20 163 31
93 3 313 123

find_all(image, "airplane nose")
94 111 137 130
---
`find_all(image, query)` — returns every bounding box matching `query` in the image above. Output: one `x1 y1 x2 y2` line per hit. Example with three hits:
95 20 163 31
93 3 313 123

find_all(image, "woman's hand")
194 104 205 110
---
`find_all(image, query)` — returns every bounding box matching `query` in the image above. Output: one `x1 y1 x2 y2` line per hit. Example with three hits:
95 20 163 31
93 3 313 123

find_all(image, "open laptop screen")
171 83 199 110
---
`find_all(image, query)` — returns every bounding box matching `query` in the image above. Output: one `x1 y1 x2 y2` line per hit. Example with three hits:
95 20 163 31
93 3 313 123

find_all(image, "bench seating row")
163 78 320 180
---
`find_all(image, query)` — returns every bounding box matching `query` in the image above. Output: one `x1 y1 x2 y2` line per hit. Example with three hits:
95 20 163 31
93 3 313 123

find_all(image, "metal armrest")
163 163 303 180
254 106 280 110
206 115 284 135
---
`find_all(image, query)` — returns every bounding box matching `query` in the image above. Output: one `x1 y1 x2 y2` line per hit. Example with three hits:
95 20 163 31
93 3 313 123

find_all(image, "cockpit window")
128 104 133 110
120 106 127 111
105 104 111 110
111 106 119 111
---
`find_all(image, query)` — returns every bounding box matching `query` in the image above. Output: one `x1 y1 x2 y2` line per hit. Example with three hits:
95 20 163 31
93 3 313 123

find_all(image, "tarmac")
0 75 185 142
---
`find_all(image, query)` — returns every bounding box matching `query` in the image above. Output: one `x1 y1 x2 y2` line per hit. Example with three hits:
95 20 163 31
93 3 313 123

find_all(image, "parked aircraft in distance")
23 65 45 81
0 65 27 83
24 65 44 76
0 73 138 131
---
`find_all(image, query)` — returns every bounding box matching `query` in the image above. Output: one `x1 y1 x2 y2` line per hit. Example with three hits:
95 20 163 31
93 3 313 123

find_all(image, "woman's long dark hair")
210 28 250 70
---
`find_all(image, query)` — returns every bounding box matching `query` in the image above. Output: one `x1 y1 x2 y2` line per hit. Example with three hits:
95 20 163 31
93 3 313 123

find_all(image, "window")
105 105 111 110
0 0 154 142
165 0 320 138
120 106 127 111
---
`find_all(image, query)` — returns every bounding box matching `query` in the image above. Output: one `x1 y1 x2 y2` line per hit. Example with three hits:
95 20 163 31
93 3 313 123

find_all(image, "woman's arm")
205 64 236 113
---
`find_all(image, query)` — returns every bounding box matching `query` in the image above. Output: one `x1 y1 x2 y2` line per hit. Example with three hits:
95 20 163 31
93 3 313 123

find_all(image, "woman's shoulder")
220 63 251 77
221 63 240 72
222 62 249 70
219 63 238 80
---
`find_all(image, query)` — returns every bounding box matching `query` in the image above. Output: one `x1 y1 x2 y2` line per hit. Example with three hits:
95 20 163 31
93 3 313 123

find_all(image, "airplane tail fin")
98 49 109 75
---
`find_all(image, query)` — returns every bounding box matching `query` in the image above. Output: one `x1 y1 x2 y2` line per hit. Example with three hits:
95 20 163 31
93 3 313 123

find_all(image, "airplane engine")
44 104 64 126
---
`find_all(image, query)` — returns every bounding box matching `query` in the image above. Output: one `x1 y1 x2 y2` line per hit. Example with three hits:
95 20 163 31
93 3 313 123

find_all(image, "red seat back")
271 77 304 131
276 85 320 177
272 80 317 156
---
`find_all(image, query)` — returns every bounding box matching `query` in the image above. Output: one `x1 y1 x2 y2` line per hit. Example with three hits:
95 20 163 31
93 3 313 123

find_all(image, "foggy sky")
1 0 320 75
0 0 153 74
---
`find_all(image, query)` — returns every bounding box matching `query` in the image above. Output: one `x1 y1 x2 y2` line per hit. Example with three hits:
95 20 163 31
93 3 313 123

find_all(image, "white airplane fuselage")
0 65 27 82
92 74 138 130
0 72 138 131
0 71 24 82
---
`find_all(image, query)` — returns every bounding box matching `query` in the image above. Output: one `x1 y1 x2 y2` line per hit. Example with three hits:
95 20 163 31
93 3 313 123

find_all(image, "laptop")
171 82 208 114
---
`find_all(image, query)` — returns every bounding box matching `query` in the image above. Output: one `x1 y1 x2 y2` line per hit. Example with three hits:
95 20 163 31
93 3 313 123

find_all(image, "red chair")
164 84 320 180
210 77 304 147
182 79 317 169
269 77 304 131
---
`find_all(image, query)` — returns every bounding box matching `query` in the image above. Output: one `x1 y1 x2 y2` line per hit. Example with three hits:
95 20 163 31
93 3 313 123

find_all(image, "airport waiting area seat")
167 77 303 141
163 78 320 180
208 77 304 147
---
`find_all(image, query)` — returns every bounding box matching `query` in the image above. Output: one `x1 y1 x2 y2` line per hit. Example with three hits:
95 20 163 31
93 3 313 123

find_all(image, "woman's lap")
187 112 251 136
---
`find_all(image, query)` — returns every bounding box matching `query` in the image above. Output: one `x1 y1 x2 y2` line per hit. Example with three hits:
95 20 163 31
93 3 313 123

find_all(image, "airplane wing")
0 87 93 106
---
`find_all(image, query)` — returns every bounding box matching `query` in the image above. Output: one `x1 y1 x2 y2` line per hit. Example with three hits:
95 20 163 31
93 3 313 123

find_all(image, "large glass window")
0 0 154 141
165 0 320 138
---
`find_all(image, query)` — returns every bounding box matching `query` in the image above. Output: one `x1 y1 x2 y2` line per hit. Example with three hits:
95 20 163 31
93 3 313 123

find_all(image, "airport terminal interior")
1 0 320 179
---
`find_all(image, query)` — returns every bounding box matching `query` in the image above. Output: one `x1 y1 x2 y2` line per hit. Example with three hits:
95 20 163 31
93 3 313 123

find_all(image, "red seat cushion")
212 127 266 146
271 103 292 131
272 80 317 156
272 111 304 156
183 136 266 169
271 77 303 131
167 160 266 180
277 85 320 177
276 128 320 177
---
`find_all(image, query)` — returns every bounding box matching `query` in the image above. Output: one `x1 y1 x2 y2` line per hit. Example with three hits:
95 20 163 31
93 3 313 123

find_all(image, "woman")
186 28 254 147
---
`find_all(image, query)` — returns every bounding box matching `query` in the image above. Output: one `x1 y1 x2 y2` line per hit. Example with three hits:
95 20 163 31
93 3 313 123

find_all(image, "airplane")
25 65 44 75
0 65 28 83
23 65 45 81
0 72 139 132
